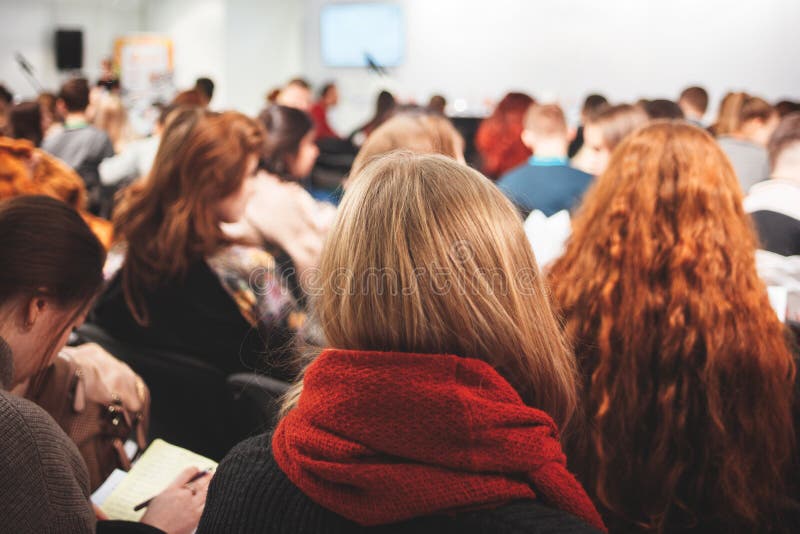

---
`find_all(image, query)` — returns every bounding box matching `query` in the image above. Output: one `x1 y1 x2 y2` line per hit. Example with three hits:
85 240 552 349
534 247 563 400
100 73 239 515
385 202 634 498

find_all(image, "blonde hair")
350 112 464 177
524 103 568 137
286 152 579 429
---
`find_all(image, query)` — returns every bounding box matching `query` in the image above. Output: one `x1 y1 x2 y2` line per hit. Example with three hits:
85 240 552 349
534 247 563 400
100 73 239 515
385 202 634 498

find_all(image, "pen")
133 468 213 511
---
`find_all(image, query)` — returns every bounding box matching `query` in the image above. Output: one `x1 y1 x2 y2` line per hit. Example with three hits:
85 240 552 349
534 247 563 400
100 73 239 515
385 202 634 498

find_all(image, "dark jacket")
197 434 602 534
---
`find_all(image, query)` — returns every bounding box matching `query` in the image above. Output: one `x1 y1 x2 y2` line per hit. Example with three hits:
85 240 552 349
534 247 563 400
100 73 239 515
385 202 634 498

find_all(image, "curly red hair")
475 92 534 179
548 121 796 532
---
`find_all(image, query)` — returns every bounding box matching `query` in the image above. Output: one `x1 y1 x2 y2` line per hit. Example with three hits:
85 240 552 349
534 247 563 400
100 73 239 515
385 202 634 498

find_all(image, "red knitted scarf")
272 349 606 531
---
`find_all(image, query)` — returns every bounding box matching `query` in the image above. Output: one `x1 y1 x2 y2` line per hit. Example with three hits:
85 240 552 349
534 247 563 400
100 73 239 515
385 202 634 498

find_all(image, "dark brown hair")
113 109 264 324
768 112 800 168
58 77 90 112
549 122 796 532
9 101 43 146
258 105 314 178
679 86 709 114
0 195 105 307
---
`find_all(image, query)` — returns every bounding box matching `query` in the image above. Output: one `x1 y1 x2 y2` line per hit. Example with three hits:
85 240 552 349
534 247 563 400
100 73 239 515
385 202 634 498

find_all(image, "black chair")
75 323 290 460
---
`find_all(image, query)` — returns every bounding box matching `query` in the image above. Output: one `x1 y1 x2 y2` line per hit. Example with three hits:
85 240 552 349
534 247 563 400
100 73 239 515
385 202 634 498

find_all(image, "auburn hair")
475 92 535 179
284 152 579 430
113 108 264 325
548 121 796 532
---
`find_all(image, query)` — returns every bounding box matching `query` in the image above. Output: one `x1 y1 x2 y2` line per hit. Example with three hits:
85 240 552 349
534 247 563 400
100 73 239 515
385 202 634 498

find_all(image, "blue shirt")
497 156 593 217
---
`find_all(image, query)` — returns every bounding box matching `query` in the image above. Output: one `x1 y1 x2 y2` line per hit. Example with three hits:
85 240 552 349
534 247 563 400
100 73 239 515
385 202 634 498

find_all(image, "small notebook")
100 439 218 521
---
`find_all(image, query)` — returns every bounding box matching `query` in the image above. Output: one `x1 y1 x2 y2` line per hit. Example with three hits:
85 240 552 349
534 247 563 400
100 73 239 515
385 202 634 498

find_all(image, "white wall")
0 0 144 100
303 0 800 131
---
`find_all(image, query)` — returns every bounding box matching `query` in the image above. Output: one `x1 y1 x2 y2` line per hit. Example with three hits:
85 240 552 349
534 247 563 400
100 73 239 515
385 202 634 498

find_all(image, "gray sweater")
0 336 96 533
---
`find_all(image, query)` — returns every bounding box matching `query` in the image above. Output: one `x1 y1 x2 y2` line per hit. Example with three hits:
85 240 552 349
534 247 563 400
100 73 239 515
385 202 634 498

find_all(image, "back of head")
171 89 206 108
9 101 43 146
195 77 215 102
475 92 536 177
0 195 105 307
58 77 90 113
679 86 709 114
740 95 775 125
641 99 684 120
549 121 795 531
427 94 446 115
524 103 568 138
775 100 800 118
713 91 746 135
258 104 314 177
114 109 264 323
585 104 649 151
0 84 12 105
350 112 464 176
768 112 800 169
315 152 578 427
581 94 609 120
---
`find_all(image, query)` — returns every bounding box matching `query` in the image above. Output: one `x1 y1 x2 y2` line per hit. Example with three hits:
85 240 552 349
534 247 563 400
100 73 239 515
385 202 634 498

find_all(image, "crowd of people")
0 66 799 534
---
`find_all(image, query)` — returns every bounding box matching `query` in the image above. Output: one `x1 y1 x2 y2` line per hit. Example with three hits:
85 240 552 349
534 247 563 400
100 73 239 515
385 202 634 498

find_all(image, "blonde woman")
198 152 605 533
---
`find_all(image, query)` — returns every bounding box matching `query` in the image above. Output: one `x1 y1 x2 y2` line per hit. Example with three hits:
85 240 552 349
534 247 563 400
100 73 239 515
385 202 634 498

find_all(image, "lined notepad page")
101 439 218 521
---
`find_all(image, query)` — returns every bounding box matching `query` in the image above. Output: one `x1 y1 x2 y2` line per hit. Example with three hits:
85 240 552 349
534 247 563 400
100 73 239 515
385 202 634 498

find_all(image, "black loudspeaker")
55 29 83 70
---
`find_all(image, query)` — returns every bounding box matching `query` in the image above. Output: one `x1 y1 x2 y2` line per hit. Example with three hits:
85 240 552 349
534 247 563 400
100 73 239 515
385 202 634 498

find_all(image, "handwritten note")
100 439 218 521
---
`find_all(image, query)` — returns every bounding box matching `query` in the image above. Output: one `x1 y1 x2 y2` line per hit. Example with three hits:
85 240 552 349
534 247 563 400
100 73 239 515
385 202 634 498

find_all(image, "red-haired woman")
475 92 535 179
549 121 798 532
93 108 303 379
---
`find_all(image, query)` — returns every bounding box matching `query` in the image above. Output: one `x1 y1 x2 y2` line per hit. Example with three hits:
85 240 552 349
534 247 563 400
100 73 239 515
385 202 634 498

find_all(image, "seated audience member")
475 92 535 179
710 91 744 136
225 106 336 284
0 135 113 247
427 94 447 115
41 78 115 215
172 89 207 108
39 91 62 138
573 103 649 176
92 93 132 152
641 98 684 120
717 94 780 192
0 195 208 534
93 109 303 378
195 77 215 107
548 122 798 533
0 84 12 135
678 85 709 126
349 110 465 177
99 104 176 187
224 105 336 284
745 113 800 256
309 82 340 140
568 93 609 158
276 78 313 112
776 100 800 118
498 103 593 217
197 152 606 534
349 90 396 146
8 101 44 146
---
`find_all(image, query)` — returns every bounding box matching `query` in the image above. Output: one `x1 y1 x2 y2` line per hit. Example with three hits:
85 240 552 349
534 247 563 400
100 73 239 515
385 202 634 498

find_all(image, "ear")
521 130 536 151
24 295 48 331
567 127 577 142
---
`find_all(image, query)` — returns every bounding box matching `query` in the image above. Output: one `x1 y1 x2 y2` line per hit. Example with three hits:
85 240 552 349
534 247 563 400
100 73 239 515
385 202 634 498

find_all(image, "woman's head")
0 196 105 384
738 95 779 146
9 101 43 147
113 109 263 324
582 104 649 175
549 121 795 531
474 92 536 178
92 94 129 150
308 152 578 428
349 112 465 177
258 105 318 179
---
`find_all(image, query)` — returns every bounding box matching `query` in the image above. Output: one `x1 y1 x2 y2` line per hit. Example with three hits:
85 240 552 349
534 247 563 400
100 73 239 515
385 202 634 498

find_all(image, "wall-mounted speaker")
55 29 83 70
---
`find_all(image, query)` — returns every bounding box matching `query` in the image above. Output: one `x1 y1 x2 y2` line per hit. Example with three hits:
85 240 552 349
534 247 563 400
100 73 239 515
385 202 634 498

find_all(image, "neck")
532 140 568 159
772 164 800 184
65 112 87 124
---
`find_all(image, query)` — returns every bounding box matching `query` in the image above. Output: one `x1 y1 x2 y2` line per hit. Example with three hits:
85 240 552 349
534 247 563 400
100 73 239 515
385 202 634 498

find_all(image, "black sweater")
197 434 602 534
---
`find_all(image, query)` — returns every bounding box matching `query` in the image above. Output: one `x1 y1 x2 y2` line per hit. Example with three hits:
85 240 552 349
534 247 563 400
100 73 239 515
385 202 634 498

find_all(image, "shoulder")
497 163 532 186
198 434 356 533
0 391 94 530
